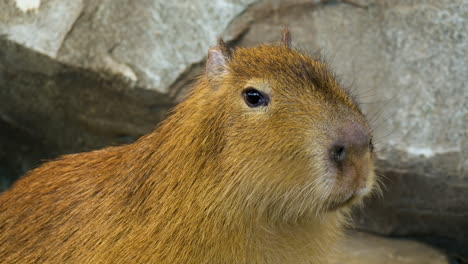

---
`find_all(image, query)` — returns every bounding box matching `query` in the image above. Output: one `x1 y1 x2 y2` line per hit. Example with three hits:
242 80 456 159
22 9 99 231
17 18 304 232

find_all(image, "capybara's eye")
242 87 269 107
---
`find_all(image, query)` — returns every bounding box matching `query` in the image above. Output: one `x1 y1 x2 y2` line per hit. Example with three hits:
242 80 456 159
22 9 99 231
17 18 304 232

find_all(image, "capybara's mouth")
326 192 355 211
327 184 372 211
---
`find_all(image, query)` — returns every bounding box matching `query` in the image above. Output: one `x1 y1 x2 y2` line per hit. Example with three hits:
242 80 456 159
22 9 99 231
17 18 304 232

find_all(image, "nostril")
335 121 370 155
330 145 346 163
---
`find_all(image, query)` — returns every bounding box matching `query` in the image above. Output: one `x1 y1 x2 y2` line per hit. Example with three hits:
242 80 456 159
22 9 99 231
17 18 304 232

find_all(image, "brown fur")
0 34 376 263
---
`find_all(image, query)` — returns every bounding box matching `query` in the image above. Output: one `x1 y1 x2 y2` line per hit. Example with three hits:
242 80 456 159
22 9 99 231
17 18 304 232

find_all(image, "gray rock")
1 0 257 93
0 0 84 57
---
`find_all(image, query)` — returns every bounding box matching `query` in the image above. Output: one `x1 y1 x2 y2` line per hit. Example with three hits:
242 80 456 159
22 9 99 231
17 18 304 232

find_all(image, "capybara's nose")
329 121 370 165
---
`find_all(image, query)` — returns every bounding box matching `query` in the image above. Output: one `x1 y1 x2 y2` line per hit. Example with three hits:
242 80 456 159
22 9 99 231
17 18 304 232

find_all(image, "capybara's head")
196 32 376 223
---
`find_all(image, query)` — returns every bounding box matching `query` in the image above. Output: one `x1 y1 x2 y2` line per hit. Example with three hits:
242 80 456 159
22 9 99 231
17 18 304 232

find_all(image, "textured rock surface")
0 0 84 57
1 0 257 93
0 0 466 258
336 231 450 264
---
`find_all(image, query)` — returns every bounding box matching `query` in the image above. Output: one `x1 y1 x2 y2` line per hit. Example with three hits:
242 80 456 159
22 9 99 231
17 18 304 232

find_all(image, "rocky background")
0 0 466 262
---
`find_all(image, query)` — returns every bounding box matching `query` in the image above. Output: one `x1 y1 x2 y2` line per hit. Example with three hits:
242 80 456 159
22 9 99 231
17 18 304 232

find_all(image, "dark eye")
242 87 269 107
369 137 374 152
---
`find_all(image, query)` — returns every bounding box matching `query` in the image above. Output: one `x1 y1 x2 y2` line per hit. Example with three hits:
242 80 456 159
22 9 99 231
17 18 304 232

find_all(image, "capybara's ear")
281 28 292 48
206 38 231 83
